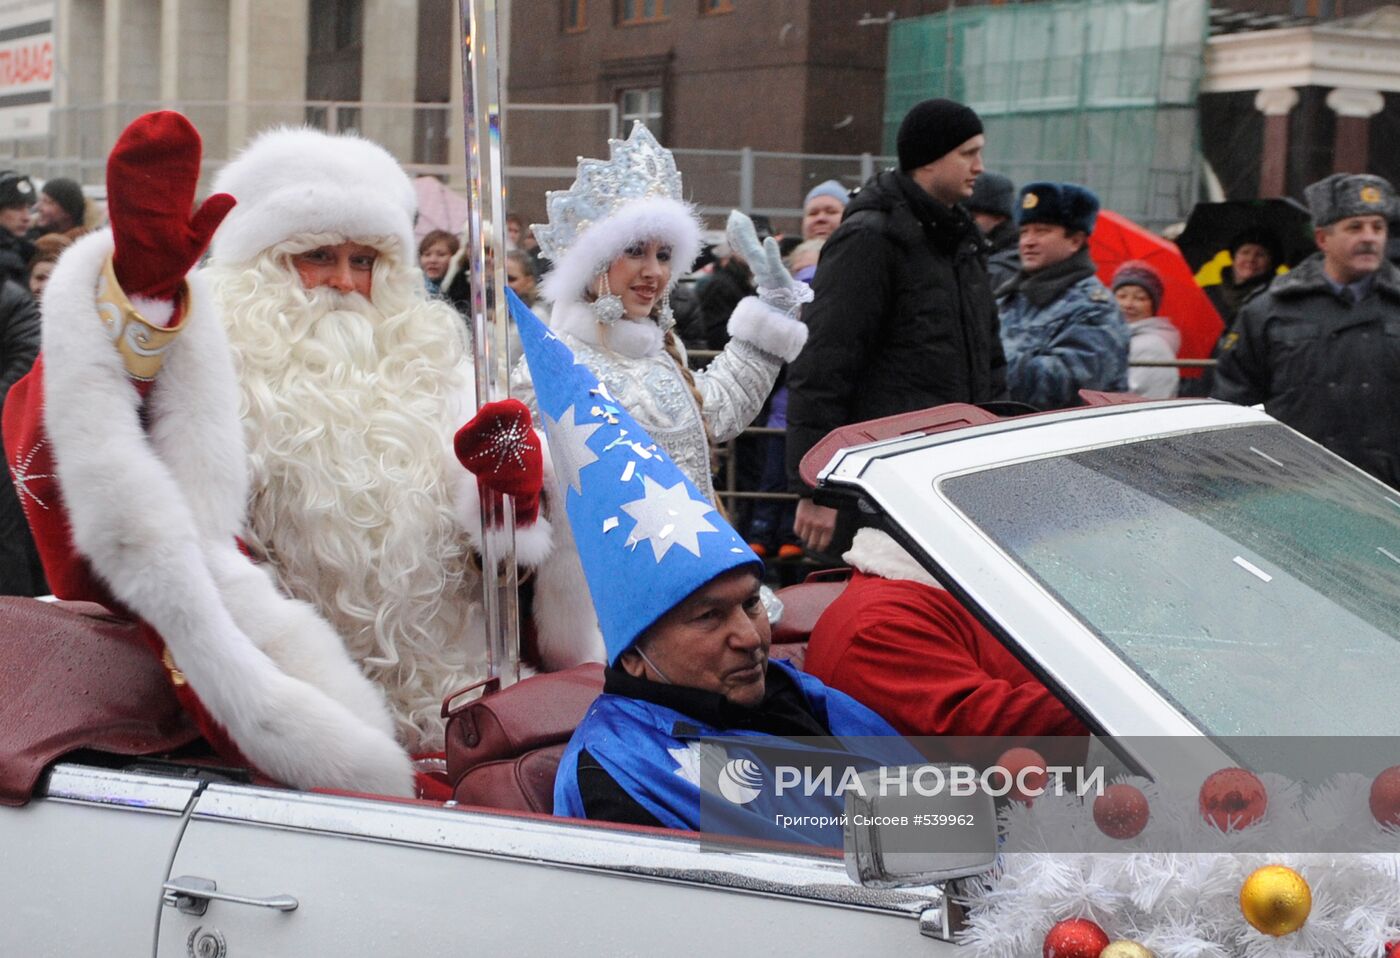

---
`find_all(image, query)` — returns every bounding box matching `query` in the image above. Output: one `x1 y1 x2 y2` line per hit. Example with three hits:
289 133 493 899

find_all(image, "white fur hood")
539 196 702 308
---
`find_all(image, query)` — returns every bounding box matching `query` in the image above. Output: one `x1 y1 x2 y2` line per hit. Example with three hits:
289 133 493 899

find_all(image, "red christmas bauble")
1094 783 1150 839
1369 766 1400 828
1042 918 1110 958
997 746 1049 803
1199 767 1267 832
1385 940 1400 958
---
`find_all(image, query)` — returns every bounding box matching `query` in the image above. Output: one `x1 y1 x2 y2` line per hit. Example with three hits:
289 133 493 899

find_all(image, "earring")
656 288 675 334
590 271 625 326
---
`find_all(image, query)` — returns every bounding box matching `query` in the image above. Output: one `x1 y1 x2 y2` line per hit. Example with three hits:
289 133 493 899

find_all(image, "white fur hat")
539 195 703 307
209 126 417 266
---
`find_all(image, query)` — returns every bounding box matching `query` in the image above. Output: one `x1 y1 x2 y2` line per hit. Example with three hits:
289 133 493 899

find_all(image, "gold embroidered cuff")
96 256 190 382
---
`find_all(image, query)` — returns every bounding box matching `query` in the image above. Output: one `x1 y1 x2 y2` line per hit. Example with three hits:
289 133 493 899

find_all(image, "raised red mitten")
107 111 236 303
454 399 543 525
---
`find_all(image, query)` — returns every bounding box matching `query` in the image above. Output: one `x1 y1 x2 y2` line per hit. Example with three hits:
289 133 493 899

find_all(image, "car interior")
0 578 848 818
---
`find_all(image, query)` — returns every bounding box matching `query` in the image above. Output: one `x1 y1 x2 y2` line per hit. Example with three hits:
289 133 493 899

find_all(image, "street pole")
458 0 520 689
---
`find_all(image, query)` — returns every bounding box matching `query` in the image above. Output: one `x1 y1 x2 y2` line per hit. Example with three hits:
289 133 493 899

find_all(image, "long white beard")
209 250 484 753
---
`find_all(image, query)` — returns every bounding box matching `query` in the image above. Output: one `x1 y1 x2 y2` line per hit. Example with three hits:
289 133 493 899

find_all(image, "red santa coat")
2 230 416 796
805 529 1087 738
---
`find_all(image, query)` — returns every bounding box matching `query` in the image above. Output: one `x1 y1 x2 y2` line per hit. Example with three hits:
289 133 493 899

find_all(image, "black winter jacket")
0 231 32 288
785 170 1006 491
1212 253 1400 488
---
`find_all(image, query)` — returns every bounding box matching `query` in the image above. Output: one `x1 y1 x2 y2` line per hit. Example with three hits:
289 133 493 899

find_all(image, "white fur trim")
540 196 702 308
452 469 556 570
726 295 809 362
550 300 665 359
530 465 605 670
130 295 174 327
842 528 941 588
210 127 416 267
41 231 413 796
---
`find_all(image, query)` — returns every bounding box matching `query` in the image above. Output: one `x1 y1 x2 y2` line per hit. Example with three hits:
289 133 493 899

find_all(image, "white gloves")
726 210 813 320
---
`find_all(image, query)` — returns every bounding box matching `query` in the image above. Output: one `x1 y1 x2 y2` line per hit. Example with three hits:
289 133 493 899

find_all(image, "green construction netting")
886 0 1208 229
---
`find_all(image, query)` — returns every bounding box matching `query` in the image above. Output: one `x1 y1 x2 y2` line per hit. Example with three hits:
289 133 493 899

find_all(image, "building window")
306 0 363 129
564 0 586 31
619 0 667 25
619 87 663 135
700 0 732 13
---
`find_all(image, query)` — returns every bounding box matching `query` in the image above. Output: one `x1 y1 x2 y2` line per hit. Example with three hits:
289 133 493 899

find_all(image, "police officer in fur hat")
0 171 36 285
1214 173 1400 487
996 182 1130 410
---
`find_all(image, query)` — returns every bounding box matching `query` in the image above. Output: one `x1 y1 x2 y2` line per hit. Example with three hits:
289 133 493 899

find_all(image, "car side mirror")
843 764 997 889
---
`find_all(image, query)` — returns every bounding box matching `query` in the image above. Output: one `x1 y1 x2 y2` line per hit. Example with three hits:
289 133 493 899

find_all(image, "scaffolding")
885 0 1209 229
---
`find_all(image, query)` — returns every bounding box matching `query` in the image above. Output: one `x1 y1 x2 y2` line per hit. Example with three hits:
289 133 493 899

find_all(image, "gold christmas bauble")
1239 865 1311 937
1100 941 1155 958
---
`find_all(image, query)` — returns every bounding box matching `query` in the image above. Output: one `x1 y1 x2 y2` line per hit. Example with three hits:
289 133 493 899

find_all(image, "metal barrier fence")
1 98 1200 231
696 354 1219 513
0 99 898 233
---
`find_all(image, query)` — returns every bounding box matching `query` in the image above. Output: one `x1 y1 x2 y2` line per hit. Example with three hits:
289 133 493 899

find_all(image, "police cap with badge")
0 170 34 209
1304 173 1396 227
1015 181 1100 236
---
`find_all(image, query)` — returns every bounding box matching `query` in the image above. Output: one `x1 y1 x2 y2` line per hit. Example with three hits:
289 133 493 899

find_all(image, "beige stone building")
46 0 464 188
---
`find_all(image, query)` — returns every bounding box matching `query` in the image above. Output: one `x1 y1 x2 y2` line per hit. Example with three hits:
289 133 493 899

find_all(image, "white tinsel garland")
953 773 1400 958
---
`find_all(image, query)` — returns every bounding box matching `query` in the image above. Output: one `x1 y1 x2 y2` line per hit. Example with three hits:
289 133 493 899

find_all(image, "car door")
1 765 201 957
155 783 962 956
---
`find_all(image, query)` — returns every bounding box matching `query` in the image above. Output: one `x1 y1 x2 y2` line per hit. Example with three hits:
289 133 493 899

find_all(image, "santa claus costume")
199 124 598 755
2 113 421 795
2 113 591 797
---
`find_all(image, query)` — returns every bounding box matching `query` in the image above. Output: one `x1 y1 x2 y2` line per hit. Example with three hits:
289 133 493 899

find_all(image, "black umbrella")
1175 198 1315 273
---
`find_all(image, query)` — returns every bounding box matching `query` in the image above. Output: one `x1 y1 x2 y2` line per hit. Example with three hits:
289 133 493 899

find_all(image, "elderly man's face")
292 241 379 299
620 569 769 707
1317 215 1386 285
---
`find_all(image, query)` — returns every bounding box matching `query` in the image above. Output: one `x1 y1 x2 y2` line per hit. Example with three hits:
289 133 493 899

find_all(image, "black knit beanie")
896 99 984 172
41 177 85 224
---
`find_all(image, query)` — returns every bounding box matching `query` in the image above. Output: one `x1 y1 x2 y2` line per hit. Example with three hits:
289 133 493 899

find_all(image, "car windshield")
940 423 1400 736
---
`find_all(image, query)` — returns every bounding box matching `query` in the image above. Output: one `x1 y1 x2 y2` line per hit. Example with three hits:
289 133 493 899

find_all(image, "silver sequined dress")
512 301 784 505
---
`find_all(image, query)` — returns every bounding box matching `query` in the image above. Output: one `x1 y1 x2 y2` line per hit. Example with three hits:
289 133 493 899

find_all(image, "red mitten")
454 399 543 525
107 111 236 303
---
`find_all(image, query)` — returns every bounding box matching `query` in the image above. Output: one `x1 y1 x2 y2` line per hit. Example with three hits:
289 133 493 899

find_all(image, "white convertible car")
4 396 1398 956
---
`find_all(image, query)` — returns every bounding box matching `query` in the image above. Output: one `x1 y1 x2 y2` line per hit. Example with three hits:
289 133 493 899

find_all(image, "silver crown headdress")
531 122 684 264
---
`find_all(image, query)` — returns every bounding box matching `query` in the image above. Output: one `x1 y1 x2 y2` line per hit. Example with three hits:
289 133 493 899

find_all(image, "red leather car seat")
444 663 604 813
769 571 851 670
443 574 852 813
0 598 199 805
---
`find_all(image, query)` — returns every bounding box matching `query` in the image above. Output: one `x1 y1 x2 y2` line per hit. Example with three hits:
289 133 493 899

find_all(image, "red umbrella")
1088 210 1224 379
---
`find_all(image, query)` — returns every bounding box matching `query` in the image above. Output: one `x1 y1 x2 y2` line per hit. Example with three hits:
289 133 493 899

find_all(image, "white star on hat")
621 475 718 562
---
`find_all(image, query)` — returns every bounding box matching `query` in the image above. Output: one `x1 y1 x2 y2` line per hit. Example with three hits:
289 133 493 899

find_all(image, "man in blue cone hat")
505 290 920 848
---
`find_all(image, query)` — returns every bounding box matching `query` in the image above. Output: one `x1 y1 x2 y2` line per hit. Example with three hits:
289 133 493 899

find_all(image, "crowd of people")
2 96 1398 843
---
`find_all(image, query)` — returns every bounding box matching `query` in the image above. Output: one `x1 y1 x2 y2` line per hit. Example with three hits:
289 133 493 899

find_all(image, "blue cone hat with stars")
508 290 761 665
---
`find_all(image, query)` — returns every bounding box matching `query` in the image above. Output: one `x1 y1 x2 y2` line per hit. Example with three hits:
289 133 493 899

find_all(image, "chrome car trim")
188 785 943 918
40 765 201 813
162 875 299 914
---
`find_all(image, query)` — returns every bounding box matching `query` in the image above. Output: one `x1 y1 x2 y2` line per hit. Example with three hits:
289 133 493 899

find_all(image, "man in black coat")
0 276 44 595
785 99 1006 553
969 171 1020 292
0 171 37 287
1214 173 1400 488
